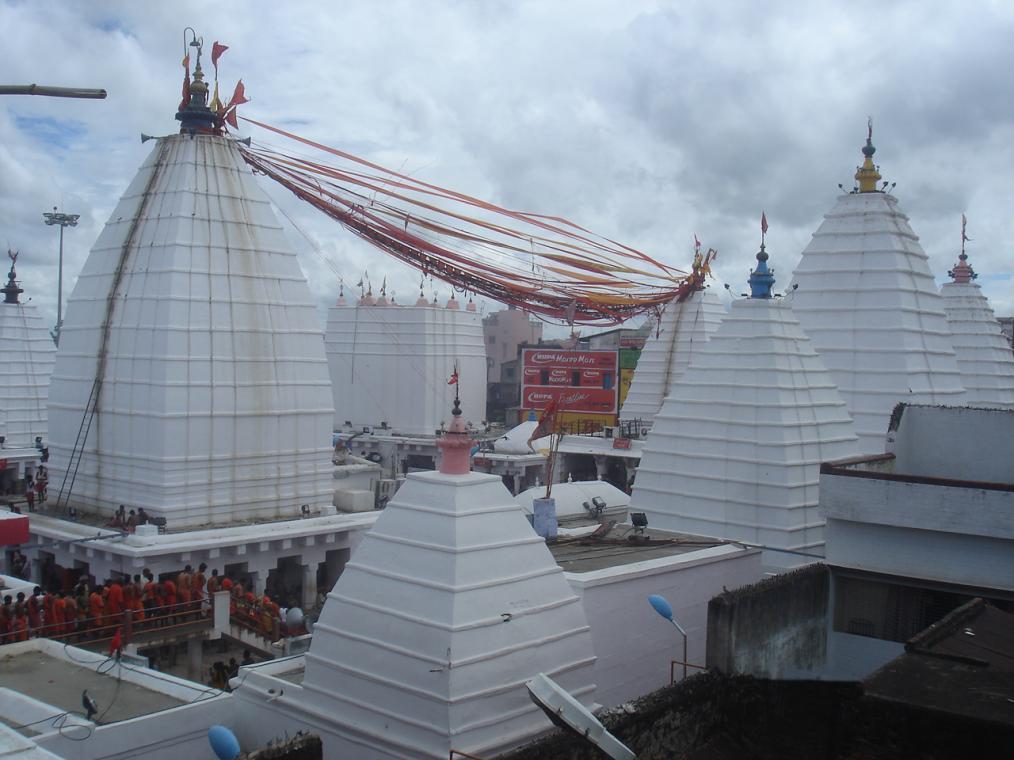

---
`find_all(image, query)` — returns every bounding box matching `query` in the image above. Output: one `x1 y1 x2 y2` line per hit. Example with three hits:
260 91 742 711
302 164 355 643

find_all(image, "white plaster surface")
300 468 596 759
567 545 761 707
0 296 55 447
325 301 487 434
47 135 335 526
887 404 1014 482
823 477 1014 591
790 192 966 453
939 279 1014 407
632 296 859 567
620 288 724 427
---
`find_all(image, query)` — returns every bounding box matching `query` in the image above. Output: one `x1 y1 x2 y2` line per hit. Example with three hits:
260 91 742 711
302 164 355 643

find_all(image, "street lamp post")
42 206 80 346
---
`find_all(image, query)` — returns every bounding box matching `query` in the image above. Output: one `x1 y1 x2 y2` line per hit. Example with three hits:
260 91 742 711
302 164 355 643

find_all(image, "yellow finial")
854 118 881 193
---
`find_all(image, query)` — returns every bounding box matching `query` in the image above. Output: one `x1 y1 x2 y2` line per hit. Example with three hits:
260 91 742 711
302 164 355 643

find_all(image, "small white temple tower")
633 242 859 568
939 236 1014 407
46 48 334 525
300 393 597 758
620 252 724 429
0 252 55 448
789 126 966 452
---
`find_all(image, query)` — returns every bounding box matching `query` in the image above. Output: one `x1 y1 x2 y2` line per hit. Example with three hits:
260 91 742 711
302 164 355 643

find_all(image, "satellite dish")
525 673 635 760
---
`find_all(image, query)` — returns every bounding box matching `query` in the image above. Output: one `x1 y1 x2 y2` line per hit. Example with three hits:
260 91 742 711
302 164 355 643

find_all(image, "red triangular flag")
761 212 769 235
211 42 229 71
227 80 249 108
224 107 239 129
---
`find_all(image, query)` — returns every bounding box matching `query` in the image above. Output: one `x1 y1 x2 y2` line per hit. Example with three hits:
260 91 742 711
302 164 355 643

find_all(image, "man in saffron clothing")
177 566 192 612
51 592 67 637
105 578 125 627
89 586 105 631
192 563 207 610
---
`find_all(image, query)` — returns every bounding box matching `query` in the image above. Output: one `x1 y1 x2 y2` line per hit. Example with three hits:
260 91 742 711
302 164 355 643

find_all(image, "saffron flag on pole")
179 54 191 111
447 369 459 385
527 396 559 449
761 212 769 236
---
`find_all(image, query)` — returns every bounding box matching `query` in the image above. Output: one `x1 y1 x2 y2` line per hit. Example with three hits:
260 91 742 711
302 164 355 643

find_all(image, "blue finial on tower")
748 244 775 299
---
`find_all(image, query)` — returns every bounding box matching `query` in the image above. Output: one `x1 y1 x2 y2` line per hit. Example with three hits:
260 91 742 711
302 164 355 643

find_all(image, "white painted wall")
567 545 762 708
888 405 1014 483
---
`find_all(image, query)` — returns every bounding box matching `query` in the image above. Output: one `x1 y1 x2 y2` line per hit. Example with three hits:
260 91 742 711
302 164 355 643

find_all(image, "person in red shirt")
105 580 125 626
142 570 156 618
52 593 67 637
63 593 78 640
89 588 104 631
163 578 177 621
27 587 42 634
192 563 207 610
0 597 12 644
177 566 192 612
206 568 221 595
42 592 55 636
12 608 29 642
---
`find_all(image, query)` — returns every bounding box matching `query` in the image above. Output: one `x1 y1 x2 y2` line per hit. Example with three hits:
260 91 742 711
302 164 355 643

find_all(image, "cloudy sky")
2 0 1012 339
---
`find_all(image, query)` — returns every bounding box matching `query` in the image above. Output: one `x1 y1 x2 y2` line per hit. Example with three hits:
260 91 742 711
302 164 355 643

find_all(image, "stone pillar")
251 571 265 596
594 456 608 481
301 562 317 611
512 473 521 495
186 635 204 682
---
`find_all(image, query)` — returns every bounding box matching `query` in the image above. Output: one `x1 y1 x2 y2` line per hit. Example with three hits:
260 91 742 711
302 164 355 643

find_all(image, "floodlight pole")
668 617 688 682
43 206 80 346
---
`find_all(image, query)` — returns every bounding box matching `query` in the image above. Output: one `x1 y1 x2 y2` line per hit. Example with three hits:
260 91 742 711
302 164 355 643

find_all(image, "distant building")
482 306 542 383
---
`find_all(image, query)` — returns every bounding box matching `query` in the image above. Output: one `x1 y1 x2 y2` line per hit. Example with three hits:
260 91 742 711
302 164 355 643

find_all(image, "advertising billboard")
521 348 618 415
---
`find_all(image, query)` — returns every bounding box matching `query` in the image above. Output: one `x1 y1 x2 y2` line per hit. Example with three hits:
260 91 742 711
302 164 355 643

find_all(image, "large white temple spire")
47 32 335 525
789 124 966 452
633 231 859 568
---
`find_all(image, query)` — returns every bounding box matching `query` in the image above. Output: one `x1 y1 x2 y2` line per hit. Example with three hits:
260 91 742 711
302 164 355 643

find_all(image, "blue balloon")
648 594 673 621
208 725 241 760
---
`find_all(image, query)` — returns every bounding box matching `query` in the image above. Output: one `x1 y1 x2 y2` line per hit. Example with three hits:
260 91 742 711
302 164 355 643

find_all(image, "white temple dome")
620 287 724 428
939 250 1014 407
789 133 965 452
301 418 596 758
0 256 55 448
47 134 335 525
632 246 859 568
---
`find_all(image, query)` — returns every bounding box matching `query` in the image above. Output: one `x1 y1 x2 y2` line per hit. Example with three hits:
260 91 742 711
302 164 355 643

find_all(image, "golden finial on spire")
855 117 882 193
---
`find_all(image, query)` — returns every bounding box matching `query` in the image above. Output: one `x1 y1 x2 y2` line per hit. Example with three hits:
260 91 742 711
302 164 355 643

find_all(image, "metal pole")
43 208 80 346
670 617 688 682
57 224 64 344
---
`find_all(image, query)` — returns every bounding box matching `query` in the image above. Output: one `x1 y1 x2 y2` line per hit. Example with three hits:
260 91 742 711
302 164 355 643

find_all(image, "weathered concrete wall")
706 563 829 679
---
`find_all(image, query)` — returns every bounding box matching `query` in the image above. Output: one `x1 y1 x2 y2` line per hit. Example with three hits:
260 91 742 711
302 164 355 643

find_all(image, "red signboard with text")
521 348 618 415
